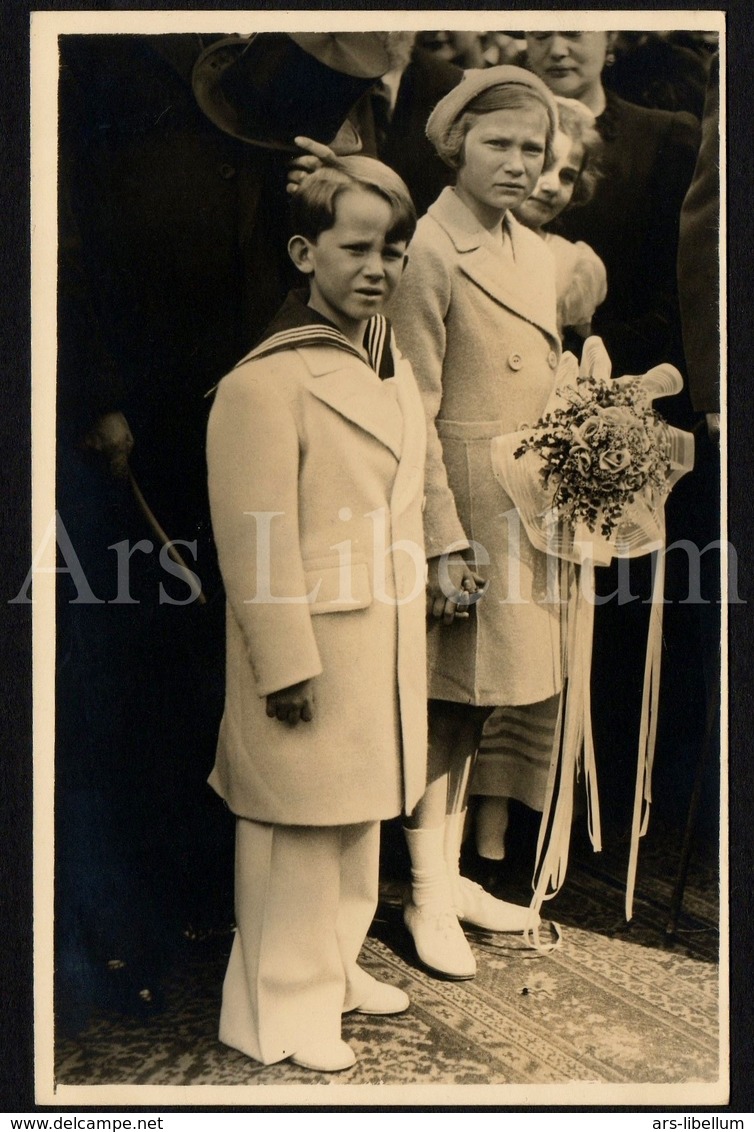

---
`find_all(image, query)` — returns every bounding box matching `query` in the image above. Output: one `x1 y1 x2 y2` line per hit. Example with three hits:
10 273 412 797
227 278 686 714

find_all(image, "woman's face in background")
525 32 610 106
515 129 584 230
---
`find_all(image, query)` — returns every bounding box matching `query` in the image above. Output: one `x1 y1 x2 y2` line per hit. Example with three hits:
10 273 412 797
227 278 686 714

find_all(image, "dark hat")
192 32 390 152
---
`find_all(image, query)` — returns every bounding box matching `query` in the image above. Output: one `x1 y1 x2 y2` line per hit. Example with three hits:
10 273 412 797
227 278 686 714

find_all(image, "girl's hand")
426 553 487 626
266 679 315 727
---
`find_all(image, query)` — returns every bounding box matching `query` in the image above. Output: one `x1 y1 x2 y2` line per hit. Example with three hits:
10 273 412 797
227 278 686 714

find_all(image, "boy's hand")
286 136 336 196
266 679 315 727
426 553 487 626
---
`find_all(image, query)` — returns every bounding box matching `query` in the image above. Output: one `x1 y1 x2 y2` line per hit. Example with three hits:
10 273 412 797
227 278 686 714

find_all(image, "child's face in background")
454 106 548 229
297 188 408 338
514 130 584 230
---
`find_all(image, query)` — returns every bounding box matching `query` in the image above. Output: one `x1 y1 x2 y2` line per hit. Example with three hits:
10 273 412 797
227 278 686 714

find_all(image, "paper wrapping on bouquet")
490 340 695 927
491 347 695 566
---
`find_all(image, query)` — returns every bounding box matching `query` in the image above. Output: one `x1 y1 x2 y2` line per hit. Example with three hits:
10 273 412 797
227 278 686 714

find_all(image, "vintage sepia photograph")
27 7 727 1108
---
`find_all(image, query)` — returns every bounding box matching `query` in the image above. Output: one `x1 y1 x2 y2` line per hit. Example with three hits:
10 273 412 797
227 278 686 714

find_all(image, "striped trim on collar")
243 314 393 378
204 293 395 398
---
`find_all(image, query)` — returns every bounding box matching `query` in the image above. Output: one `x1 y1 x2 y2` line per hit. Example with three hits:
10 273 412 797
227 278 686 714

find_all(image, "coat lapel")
299 347 405 461
389 354 426 516
427 188 559 344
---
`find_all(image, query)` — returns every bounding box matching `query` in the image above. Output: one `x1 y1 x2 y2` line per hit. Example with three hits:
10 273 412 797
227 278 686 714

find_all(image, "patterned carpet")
52 819 721 1099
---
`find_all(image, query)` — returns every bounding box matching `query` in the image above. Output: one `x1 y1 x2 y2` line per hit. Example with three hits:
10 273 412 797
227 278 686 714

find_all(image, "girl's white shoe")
403 898 476 979
452 875 538 933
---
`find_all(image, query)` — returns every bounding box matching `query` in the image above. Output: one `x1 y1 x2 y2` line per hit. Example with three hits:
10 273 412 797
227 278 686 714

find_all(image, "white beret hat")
426 64 559 160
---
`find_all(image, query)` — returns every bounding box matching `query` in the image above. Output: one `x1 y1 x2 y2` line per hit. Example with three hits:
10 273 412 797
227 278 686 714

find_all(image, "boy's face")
293 188 408 339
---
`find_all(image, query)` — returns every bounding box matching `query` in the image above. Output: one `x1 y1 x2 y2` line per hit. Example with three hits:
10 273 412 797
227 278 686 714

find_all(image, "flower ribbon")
491 338 695 925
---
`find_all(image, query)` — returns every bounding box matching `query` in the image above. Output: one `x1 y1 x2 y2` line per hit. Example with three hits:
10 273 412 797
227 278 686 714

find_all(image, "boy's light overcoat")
391 187 563 707
207 343 428 826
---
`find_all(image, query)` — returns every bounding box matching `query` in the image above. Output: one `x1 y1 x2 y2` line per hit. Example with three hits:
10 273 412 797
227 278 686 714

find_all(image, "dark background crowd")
418 29 715 117
35 24 725 1043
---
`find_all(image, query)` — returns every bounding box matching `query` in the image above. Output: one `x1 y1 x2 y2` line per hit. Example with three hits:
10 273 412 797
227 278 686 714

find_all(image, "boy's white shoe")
347 980 410 1015
291 1038 356 1072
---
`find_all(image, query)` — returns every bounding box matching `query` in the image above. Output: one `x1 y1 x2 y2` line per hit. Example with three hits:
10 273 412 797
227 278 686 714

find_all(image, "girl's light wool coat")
391 187 564 707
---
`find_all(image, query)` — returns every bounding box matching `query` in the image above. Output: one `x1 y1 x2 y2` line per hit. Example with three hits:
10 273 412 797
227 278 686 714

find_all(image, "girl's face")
454 105 549 229
525 31 610 105
514 129 584 230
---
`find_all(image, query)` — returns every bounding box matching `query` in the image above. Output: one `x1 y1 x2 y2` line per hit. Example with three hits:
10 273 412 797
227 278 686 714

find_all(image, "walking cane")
127 466 207 605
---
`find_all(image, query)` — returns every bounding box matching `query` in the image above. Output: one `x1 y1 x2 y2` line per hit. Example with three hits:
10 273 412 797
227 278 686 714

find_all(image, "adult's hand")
286 136 337 195
266 679 315 727
426 553 486 626
83 411 134 479
706 412 720 444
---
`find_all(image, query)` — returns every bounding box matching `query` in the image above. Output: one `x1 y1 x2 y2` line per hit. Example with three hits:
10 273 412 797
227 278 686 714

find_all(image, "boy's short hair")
289 155 417 245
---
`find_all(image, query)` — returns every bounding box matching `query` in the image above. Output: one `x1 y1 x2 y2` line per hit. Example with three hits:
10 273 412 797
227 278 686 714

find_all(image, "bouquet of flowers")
513 373 672 540
491 343 694 566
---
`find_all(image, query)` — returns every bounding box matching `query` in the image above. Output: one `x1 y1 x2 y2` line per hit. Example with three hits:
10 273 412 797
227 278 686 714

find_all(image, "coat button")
507 352 523 371
219 163 236 180
547 350 558 369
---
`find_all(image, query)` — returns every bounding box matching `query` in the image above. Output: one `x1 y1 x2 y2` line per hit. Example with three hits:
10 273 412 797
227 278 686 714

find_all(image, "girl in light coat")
471 96 607 862
390 66 562 979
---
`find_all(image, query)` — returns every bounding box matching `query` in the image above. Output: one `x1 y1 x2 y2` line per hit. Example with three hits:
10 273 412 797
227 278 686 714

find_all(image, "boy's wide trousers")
219 817 381 1065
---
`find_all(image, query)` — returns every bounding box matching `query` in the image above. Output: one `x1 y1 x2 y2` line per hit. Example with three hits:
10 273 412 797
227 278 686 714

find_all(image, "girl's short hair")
289 155 417 245
436 84 557 172
554 97 605 208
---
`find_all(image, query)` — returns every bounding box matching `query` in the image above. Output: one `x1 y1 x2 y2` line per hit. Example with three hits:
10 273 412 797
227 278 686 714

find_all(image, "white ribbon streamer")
491 339 694 925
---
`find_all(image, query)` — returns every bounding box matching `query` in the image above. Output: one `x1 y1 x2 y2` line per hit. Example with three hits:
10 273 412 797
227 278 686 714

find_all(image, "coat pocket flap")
304 561 372 615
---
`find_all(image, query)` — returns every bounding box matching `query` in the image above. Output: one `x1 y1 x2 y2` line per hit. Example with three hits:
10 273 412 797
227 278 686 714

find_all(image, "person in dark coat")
678 52 720 427
59 33 383 543
604 31 711 118
55 30 390 1032
524 30 700 384
348 33 463 218
672 52 721 843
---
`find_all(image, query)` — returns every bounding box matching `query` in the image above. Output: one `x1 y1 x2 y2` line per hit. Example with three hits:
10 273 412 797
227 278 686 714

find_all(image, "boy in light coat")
207 156 428 1072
